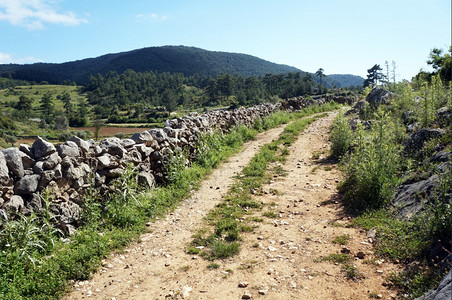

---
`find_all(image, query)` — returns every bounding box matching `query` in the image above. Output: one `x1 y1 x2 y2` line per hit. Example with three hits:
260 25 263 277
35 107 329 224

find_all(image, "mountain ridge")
0 45 363 87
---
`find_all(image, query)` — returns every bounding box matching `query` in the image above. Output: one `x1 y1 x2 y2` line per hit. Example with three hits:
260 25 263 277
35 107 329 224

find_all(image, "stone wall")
0 95 353 229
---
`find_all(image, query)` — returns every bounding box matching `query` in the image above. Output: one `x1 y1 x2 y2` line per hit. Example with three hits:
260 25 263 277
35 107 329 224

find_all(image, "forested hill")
0 46 300 85
327 74 364 87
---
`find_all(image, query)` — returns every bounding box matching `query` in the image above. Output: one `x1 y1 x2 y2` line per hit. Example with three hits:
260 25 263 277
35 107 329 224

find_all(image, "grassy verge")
329 77 451 298
189 108 335 261
0 102 340 299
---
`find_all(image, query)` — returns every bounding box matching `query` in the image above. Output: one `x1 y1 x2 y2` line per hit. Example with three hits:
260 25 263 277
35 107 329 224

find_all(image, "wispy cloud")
0 0 87 30
0 52 41 64
136 13 168 22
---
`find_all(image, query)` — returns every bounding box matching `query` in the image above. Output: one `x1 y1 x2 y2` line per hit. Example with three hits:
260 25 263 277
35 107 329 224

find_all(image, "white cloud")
0 52 41 64
0 0 87 30
136 13 168 22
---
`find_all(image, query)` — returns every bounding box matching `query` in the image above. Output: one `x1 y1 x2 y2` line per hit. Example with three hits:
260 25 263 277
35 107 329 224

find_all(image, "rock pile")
0 96 348 229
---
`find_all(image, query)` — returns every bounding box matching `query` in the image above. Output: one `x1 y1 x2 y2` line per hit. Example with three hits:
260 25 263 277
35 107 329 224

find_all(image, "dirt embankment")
65 112 401 300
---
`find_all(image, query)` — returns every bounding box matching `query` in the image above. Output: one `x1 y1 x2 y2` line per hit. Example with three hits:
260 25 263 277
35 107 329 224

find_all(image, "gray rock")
366 88 393 108
137 171 155 189
33 161 45 174
19 144 34 158
347 99 367 115
134 144 153 157
65 165 85 181
39 170 55 188
0 152 12 185
43 152 61 170
58 141 80 158
2 148 25 178
124 149 142 164
131 131 154 146
95 173 106 186
97 154 119 170
121 138 136 148
54 164 63 180
25 193 42 212
3 195 24 213
415 270 451 300
404 128 445 153
149 128 168 143
103 167 123 178
14 174 41 195
60 156 73 168
32 136 56 159
20 151 35 170
392 175 440 219
99 137 127 157
431 151 451 163
59 201 81 224
436 162 451 173
68 136 90 153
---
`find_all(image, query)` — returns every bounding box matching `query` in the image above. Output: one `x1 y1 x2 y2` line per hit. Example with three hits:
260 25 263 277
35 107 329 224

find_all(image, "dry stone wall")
0 95 353 229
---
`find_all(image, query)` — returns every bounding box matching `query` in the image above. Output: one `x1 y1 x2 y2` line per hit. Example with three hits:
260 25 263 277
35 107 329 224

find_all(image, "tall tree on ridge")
315 68 326 86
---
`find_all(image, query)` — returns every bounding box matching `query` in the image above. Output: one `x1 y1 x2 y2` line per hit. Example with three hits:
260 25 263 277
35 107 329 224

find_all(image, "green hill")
0 46 364 87
327 74 364 87
0 46 301 84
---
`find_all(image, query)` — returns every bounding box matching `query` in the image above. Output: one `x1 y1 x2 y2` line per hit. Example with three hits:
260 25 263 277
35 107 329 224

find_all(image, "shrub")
340 112 402 212
329 113 353 159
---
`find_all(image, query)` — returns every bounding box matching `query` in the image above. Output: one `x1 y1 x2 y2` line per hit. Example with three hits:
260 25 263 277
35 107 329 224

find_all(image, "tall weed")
329 112 353 159
340 112 402 212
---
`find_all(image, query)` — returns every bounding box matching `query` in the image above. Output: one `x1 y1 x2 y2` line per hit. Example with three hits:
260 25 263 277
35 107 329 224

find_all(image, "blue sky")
0 0 450 80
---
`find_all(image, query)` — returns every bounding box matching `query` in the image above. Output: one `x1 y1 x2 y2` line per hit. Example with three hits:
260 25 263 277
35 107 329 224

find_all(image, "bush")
329 113 353 159
340 112 402 212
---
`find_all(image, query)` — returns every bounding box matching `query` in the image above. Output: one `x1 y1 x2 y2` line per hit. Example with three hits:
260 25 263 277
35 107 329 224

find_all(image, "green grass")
332 234 350 245
262 211 278 218
318 253 352 264
317 253 362 280
207 263 220 269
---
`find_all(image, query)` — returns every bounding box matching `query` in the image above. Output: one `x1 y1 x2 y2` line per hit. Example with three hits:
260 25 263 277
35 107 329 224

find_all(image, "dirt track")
65 112 401 300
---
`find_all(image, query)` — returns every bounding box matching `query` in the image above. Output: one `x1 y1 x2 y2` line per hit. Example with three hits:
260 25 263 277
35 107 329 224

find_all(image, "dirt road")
65 112 400 300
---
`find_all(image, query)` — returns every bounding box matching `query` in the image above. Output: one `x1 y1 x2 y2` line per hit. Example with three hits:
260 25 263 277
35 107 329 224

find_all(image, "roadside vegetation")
329 48 451 298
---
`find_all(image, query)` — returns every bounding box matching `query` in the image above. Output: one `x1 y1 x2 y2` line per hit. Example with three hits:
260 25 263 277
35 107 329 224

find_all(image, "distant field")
0 84 86 113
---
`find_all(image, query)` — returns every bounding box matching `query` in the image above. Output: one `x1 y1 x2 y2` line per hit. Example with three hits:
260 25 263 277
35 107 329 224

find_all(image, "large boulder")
14 174 41 195
3 195 24 213
366 88 393 108
68 136 90 154
97 153 120 170
58 201 81 224
391 175 440 219
149 128 168 143
121 139 136 148
2 148 25 178
99 138 127 157
137 171 156 189
403 128 445 153
57 141 80 158
130 131 154 146
0 152 11 186
32 136 56 159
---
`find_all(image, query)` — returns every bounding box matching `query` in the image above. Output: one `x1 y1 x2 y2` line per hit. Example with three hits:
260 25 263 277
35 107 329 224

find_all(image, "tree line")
82 69 326 122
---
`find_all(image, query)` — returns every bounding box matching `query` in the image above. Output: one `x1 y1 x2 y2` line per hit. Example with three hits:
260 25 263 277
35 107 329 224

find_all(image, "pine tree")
363 64 385 88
